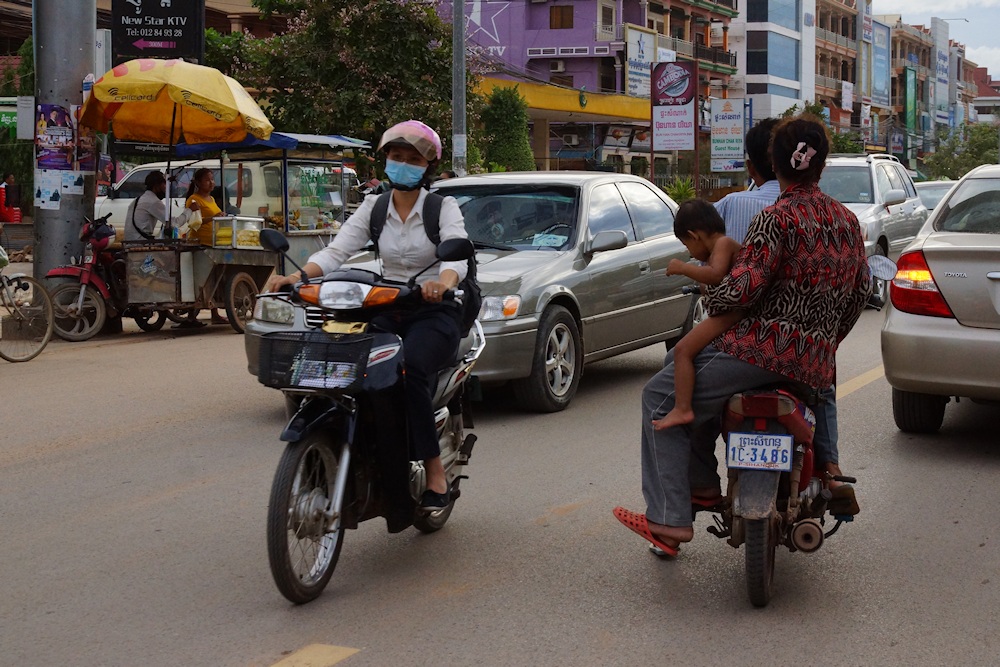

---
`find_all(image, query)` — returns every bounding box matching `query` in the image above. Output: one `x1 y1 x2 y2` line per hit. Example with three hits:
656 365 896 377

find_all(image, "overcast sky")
871 1 1000 76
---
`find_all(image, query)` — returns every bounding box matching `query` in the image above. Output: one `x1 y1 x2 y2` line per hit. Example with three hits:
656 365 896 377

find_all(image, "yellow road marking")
270 644 359 667
838 365 885 399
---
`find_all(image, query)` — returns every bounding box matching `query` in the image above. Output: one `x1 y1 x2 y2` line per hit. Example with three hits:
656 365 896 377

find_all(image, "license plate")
726 432 793 472
322 321 367 334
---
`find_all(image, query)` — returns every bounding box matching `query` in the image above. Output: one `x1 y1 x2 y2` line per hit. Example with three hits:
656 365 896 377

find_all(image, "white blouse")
308 189 469 283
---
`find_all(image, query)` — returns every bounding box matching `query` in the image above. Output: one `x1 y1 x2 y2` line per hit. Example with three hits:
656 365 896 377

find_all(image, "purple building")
453 0 739 172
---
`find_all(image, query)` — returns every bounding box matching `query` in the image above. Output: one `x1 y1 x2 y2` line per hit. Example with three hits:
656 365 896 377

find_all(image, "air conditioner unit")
562 133 580 147
550 60 566 73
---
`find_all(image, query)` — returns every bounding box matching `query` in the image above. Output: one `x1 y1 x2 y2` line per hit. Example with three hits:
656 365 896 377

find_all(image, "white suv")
818 153 928 258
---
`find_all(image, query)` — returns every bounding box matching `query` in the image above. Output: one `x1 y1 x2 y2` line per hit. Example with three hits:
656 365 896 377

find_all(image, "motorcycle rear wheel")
744 518 776 608
267 433 345 604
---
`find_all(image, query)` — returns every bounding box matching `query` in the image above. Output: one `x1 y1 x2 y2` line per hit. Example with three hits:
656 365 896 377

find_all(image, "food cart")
173 132 370 271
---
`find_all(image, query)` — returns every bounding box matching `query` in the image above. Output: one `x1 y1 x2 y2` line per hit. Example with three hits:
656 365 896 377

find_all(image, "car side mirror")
883 188 906 208
437 238 475 262
260 228 290 253
585 230 628 254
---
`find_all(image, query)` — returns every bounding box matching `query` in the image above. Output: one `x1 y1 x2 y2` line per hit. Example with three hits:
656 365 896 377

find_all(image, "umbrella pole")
165 103 178 230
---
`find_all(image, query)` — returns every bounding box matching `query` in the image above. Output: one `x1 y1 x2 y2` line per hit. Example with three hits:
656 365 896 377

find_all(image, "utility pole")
452 0 467 176
33 0 97 284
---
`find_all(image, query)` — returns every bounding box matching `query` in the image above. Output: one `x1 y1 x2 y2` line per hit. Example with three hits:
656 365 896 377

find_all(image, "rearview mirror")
883 188 906 207
868 254 897 281
585 230 628 254
437 237 474 262
259 228 289 253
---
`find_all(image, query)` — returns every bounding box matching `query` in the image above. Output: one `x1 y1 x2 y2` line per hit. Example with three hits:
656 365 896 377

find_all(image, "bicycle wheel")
0 275 55 362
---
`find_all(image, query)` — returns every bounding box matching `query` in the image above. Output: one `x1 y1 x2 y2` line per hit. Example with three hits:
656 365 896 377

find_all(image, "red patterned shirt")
705 182 871 389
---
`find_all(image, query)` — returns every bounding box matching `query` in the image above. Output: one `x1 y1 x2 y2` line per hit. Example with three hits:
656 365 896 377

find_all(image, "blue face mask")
385 159 426 188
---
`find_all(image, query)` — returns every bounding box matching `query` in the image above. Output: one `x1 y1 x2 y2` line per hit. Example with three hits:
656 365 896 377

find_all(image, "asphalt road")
2 308 998 667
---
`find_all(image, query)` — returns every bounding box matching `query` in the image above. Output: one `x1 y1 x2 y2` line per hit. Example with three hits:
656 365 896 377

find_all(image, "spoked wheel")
224 271 258 334
744 518 777 607
267 433 346 604
165 308 202 324
0 275 55 362
50 283 107 342
132 309 167 332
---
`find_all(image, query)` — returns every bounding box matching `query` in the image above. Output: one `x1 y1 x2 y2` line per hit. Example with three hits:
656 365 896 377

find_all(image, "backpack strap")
369 191 393 259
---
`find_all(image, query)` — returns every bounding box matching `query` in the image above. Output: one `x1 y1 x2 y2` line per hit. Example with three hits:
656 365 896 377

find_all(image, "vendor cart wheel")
50 283 107 342
225 272 258 334
133 310 167 332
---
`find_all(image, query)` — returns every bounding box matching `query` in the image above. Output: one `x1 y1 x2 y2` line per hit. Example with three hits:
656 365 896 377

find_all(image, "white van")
97 159 361 234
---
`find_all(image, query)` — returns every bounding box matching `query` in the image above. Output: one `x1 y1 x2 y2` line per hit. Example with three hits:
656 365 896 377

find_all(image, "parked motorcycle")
46 213 167 340
253 229 483 604
673 255 896 607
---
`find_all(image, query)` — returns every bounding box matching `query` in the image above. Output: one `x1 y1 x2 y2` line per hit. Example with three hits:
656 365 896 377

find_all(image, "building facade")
814 0 857 132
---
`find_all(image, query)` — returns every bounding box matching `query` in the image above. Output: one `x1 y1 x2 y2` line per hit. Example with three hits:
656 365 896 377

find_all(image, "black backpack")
369 191 482 335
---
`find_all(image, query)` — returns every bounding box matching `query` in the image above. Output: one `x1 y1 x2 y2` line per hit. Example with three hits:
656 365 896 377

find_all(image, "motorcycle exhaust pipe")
790 518 824 553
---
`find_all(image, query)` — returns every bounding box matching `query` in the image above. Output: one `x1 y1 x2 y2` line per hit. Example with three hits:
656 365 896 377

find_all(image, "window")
550 6 574 30
550 73 574 87
874 165 892 197
601 5 614 27
768 33 799 80
616 181 674 239
894 165 917 198
819 166 873 204
747 0 799 30
587 184 636 241
881 164 905 195
117 169 151 199
935 179 1000 233
446 186 580 250
746 83 801 98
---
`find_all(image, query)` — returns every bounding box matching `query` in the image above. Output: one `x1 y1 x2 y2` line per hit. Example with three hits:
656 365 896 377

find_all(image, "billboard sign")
842 81 854 110
626 26 657 98
710 98 745 172
112 0 206 64
905 67 916 130
651 61 696 151
871 20 891 108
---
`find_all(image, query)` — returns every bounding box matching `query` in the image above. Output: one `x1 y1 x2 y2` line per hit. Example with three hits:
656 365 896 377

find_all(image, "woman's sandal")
613 507 680 557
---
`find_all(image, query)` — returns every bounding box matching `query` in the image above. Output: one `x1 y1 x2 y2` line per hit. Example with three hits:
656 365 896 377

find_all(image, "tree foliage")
0 38 35 205
830 130 863 153
924 124 1000 180
205 0 481 166
480 86 535 172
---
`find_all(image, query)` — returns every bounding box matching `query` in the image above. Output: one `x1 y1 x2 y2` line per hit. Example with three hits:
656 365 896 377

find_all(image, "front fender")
45 267 112 301
280 395 348 443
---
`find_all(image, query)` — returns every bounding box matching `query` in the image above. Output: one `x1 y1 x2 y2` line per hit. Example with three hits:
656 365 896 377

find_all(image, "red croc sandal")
613 507 680 557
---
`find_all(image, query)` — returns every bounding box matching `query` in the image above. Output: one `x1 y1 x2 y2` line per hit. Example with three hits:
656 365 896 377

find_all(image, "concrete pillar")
532 118 551 171
33 0 96 284
722 26 729 52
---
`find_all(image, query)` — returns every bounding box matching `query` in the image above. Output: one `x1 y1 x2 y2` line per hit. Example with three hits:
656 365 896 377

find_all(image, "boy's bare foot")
652 407 695 430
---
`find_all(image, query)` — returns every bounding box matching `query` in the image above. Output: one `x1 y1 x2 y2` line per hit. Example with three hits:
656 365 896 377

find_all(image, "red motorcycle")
47 213 167 340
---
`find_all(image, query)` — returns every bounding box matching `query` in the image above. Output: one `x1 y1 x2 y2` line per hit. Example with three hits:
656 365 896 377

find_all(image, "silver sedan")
881 164 1000 432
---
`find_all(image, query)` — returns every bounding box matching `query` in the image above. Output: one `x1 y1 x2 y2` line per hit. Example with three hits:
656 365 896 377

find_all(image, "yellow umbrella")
80 58 272 145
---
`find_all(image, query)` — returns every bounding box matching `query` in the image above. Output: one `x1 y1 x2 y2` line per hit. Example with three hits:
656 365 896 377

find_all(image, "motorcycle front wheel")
266 433 346 604
744 518 776 607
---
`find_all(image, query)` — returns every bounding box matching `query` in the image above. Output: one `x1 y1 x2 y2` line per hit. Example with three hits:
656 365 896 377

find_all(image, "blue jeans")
813 384 838 465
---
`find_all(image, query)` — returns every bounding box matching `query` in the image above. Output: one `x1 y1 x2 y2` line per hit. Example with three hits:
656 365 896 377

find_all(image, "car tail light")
890 250 954 318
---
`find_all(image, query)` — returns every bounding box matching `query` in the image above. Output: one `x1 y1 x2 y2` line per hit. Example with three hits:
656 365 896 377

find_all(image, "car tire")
667 293 705 353
892 388 948 433
869 242 889 309
512 305 582 412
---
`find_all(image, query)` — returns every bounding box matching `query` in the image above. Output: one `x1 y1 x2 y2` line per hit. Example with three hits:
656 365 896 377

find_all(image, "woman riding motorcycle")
614 115 872 556
264 120 468 510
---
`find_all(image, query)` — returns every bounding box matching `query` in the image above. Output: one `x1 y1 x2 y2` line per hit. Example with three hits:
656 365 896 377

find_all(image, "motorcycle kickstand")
706 514 731 539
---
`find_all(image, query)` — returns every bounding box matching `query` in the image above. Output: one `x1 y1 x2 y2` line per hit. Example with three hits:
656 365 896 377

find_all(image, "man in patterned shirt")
615 116 870 556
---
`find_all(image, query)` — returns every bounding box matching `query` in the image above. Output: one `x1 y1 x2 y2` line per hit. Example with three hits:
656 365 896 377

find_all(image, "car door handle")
988 272 1000 281
639 261 650 274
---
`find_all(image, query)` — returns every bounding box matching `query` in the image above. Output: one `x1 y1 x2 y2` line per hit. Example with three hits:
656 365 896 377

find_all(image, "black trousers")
371 305 462 461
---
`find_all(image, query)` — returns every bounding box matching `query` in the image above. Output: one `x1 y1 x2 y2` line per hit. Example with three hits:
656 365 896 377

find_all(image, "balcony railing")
695 44 737 67
595 23 623 41
710 0 738 10
656 34 694 58
816 75 843 90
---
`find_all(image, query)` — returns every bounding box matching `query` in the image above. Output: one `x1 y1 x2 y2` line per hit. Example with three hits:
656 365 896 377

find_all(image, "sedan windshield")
934 179 1000 234
437 185 580 250
819 166 874 204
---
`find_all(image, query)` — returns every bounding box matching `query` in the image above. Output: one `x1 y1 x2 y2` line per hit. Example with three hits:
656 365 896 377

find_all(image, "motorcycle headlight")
253 296 295 324
479 295 521 321
318 281 372 309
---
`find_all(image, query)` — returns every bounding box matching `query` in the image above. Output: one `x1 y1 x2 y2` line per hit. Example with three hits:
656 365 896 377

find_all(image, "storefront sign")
904 67 917 131
112 0 205 64
710 98 745 173
651 61 696 151
841 81 854 110
871 20 891 108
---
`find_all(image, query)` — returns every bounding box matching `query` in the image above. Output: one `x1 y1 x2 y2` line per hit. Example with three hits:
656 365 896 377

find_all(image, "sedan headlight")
479 295 521 321
253 296 295 324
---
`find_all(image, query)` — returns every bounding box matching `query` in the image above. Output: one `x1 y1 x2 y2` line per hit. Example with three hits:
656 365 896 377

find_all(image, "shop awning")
174 131 369 157
477 76 651 124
